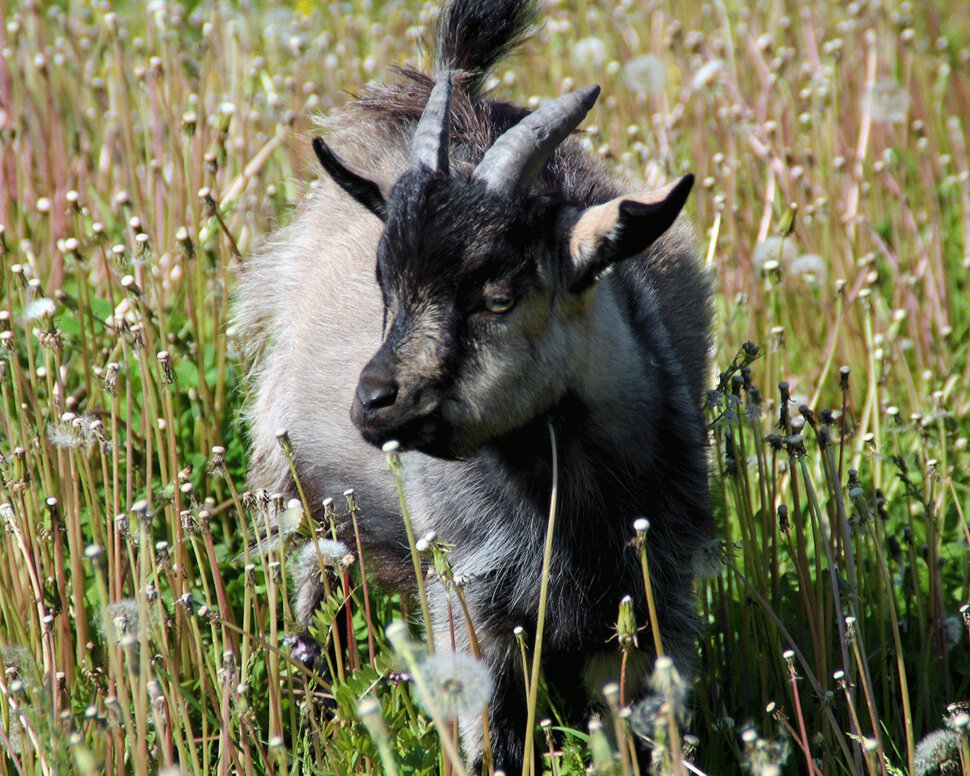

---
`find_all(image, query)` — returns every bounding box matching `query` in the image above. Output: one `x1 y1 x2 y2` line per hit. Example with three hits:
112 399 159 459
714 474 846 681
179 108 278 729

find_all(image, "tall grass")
0 0 967 774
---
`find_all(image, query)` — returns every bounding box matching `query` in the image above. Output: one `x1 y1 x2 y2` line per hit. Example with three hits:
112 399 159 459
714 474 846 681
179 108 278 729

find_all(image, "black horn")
411 72 453 174
472 84 600 196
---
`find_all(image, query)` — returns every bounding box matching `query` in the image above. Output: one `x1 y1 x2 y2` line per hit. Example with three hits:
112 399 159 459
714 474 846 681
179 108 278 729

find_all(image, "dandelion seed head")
870 78 910 123
295 537 350 569
415 651 492 719
571 37 607 69
914 728 960 775
22 297 56 322
739 725 792 775
47 420 84 449
103 598 139 642
623 54 665 93
753 236 797 272
629 693 665 741
789 253 827 286
275 500 303 537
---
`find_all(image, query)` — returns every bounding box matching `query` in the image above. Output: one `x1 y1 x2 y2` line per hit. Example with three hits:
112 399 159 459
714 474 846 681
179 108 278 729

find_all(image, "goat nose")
356 372 399 411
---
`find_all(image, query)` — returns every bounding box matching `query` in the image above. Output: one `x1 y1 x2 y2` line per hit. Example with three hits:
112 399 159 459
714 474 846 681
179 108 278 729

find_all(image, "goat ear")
567 174 694 292
312 137 387 221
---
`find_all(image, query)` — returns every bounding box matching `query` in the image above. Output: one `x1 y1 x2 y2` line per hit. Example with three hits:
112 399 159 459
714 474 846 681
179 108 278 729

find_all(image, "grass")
0 0 968 773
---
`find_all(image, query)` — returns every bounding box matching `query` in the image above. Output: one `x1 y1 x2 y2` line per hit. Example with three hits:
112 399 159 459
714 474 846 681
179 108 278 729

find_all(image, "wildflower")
752 236 796 272
414 651 492 719
691 58 724 91
623 55 665 93
21 297 55 322
571 37 608 69
870 78 910 123
789 253 827 286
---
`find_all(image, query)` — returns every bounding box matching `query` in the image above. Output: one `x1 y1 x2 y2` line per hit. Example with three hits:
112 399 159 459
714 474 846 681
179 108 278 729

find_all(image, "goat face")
353 171 581 457
314 74 693 459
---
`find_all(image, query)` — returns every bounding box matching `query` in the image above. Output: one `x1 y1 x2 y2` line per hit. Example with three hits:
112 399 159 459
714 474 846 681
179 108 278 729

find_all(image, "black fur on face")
378 170 546 307
350 169 566 457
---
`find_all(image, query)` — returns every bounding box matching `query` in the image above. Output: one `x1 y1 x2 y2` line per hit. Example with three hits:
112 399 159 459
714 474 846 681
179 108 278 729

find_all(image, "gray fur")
234 2 712 771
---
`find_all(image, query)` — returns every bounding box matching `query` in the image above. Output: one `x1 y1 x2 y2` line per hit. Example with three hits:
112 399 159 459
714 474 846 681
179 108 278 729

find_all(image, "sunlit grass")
0 0 967 774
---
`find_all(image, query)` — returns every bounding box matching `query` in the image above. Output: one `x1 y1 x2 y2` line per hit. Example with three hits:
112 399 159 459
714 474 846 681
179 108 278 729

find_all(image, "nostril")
356 373 399 411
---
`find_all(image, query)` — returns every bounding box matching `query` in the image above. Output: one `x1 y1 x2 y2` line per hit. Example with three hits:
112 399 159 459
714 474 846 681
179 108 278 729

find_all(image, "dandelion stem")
386 444 435 653
522 423 559 776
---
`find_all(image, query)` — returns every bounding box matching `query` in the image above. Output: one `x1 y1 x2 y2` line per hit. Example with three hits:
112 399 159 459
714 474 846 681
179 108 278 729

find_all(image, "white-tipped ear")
567 174 694 292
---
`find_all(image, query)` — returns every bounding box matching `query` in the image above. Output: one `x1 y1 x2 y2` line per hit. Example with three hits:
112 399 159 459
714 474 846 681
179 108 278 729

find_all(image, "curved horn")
472 85 600 196
410 72 453 174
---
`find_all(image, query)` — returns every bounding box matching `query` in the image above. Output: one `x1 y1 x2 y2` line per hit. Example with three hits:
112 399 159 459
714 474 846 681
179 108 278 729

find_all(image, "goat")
235 0 713 770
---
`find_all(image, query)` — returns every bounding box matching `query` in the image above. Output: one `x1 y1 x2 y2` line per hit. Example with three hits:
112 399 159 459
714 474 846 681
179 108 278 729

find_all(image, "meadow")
0 0 967 773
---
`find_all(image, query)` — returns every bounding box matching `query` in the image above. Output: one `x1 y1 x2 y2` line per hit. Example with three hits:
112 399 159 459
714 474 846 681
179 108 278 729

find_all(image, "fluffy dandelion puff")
913 728 960 775
789 253 827 286
46 421 84 450
752 236 797 272
870 78 910 124
623 55 665 94
102 599 140 643
739 725 792 775
22 297 55 322
571 37 608 69
414 651 492 719
629 693 665 741
295 537 350 570
276 498 304 538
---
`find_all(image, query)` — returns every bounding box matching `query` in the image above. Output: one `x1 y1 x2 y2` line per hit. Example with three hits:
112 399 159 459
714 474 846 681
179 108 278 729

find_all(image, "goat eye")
483 295 516 314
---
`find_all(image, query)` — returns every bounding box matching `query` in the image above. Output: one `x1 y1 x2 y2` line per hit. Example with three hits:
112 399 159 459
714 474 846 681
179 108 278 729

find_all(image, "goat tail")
434 0 540 99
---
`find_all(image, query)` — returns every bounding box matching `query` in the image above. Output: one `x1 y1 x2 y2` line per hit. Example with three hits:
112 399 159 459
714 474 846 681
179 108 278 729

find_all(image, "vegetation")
0 0 967 773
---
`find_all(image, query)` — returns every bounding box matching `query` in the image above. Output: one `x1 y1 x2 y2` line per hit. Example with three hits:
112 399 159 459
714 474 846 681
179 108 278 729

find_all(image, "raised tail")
434 0 540 99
